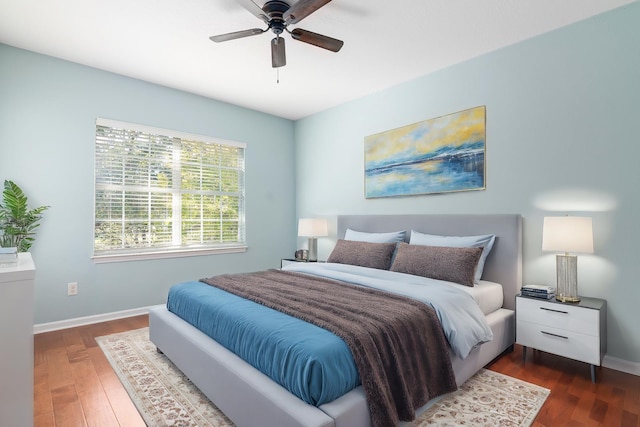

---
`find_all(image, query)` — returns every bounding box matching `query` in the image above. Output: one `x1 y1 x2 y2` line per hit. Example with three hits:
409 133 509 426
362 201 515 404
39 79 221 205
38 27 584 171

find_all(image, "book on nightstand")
521 284 556 300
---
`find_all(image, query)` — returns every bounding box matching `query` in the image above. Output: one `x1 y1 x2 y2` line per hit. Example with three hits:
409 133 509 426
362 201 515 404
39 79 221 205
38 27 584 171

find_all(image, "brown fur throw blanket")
201 269 456 426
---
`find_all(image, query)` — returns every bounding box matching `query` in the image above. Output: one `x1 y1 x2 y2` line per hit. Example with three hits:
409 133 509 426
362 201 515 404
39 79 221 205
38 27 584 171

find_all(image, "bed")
149 214 522 427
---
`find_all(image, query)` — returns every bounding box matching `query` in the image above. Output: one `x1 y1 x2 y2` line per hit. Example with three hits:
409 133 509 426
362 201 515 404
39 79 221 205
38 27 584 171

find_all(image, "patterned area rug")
416 369 549 426
97 327 549 427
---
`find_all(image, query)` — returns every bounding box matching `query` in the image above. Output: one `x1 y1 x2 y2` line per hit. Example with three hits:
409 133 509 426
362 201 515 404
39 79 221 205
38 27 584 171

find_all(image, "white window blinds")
94 118 246 260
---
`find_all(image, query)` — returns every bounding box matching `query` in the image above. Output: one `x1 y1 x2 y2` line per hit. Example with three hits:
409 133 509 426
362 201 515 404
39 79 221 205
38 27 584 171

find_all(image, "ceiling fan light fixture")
271 36 286 68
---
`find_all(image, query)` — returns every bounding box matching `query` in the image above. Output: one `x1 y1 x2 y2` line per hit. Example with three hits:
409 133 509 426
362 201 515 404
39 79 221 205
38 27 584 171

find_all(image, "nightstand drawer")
517 321 601 365
516 297 599 336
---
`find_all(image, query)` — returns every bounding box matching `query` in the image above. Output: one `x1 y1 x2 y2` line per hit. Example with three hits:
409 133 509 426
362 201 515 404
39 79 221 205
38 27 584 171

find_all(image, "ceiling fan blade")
209 28 266 43
290 28 343 52
284 0 332 25
235 0 270 24
271 37 286 68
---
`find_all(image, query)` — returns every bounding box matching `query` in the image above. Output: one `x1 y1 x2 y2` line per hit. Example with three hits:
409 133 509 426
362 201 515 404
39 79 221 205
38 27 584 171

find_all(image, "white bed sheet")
283 262 492 359
448 280 504 315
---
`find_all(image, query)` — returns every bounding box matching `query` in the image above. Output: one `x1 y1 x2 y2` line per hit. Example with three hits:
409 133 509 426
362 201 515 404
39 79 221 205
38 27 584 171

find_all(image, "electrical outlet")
68 282 78 296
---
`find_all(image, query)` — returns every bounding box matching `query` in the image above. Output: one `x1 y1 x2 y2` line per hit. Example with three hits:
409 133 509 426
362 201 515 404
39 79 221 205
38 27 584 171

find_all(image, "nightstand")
280 258 324 268
516 294 606 383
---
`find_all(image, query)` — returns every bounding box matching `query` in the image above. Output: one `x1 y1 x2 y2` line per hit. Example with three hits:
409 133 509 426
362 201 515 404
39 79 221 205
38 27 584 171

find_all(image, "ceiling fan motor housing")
263 1 290 35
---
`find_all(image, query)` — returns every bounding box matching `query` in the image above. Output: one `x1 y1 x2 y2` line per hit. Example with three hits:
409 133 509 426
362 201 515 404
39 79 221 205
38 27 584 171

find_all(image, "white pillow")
409 230 496 284
344 228 406 243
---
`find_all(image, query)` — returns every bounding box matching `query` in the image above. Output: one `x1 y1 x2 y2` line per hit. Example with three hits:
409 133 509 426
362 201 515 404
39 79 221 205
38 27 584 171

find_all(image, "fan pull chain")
277 67 280 84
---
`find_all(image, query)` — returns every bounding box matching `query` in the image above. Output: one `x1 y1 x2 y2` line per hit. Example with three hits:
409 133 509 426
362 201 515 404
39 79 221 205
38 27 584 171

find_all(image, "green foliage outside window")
94 122 245 256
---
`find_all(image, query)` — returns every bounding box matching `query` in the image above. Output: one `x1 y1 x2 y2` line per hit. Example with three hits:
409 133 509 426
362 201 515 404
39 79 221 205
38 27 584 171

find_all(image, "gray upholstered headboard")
336 214 523 310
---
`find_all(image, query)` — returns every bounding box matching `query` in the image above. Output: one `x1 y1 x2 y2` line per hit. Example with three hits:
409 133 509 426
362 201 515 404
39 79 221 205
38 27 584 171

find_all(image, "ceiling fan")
210 0 344 68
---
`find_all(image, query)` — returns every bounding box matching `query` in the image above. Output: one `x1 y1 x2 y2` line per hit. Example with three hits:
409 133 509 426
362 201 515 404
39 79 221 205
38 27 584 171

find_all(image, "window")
93 118 246 262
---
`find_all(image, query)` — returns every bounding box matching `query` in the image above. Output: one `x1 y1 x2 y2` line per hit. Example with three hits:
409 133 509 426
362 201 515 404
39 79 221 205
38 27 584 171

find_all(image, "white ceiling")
0 0 635 120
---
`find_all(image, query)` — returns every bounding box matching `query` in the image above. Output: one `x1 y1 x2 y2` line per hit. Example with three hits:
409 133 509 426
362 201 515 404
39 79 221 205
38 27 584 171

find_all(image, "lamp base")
556 294 581 303
307 237 318 262
556 254 580 303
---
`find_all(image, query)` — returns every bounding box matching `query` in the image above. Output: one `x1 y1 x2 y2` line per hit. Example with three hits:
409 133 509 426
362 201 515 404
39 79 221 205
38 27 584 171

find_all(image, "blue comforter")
167 280 359 406
167 263 492 407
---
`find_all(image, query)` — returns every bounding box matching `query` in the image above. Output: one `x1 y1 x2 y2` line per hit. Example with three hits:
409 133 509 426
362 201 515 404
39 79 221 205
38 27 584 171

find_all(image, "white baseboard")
33 305 157 334
603 355 640 377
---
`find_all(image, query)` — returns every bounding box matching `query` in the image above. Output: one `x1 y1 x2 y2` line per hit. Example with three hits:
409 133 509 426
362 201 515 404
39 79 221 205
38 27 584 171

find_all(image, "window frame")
92 118 247 263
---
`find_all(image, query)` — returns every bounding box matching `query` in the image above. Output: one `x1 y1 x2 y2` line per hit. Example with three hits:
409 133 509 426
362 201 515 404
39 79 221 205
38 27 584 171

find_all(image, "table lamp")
297 218 328 262
542 216 593 302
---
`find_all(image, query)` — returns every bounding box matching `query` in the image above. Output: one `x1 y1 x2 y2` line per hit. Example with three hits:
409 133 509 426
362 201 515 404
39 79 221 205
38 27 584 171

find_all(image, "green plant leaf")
0 180 49 252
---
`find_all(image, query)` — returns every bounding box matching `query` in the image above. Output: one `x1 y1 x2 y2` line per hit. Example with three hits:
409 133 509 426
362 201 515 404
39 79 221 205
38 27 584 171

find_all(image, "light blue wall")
294 3 640 363
0 44 296 324
2 3 638 364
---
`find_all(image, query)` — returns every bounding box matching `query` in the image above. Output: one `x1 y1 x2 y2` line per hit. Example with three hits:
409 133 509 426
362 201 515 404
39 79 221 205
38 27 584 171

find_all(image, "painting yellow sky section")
365 106 485 165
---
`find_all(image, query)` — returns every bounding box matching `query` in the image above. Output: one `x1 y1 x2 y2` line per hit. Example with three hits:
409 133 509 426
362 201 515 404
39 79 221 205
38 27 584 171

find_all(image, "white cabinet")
516 294 606 383
0 252 35 427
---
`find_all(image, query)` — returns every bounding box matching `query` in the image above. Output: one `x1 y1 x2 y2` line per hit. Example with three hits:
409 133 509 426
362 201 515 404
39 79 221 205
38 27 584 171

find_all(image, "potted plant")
0 180 49 252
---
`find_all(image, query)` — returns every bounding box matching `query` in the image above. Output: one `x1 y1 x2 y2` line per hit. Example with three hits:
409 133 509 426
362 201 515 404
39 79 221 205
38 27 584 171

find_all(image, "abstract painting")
364 106 486 198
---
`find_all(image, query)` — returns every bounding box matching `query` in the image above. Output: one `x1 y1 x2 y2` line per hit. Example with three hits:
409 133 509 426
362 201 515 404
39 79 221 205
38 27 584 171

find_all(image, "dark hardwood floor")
34 315 640 426
486 346 640 427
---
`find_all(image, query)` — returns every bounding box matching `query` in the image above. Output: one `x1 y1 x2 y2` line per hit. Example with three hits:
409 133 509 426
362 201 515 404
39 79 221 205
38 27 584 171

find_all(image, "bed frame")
149 214 522 427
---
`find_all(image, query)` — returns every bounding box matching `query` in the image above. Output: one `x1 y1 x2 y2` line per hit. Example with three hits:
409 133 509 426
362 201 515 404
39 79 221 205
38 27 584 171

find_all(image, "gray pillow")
390 242 483 287
344 228 406 243
409 231 496 284
327 239 397 270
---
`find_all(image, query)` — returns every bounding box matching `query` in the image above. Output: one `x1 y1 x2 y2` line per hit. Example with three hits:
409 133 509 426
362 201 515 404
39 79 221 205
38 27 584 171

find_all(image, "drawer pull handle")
541 331 568 339
540 307 568 314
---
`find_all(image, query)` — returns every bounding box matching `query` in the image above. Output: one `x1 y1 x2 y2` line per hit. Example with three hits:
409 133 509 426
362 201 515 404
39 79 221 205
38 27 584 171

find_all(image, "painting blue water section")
366 149 484 197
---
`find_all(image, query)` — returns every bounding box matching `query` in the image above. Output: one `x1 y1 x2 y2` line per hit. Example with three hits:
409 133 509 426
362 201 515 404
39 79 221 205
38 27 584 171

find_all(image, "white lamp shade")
542 216 594 254
298 218 328 237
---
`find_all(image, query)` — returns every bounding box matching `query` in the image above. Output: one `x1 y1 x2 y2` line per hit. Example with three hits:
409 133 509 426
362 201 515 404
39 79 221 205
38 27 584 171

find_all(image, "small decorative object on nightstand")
516 293 606 383
521 284 555 300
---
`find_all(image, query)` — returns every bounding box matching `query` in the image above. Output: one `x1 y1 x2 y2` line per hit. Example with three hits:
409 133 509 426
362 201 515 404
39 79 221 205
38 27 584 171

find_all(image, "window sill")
92 246 247 264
